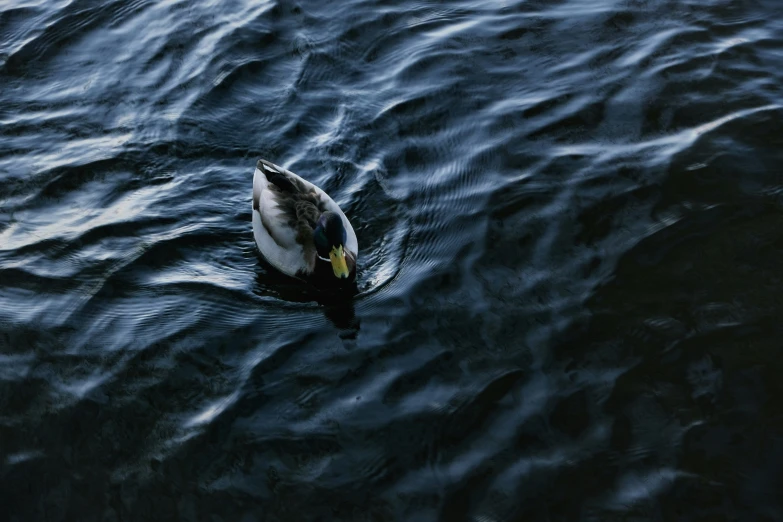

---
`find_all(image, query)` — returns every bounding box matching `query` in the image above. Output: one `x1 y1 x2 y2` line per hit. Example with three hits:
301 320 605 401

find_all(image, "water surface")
3 0 783 520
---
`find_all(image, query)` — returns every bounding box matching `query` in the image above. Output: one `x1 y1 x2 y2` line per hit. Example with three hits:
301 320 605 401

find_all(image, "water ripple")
3 0 783 519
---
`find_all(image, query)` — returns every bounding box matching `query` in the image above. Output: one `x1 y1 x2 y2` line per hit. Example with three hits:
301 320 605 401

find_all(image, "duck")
252 158 358 285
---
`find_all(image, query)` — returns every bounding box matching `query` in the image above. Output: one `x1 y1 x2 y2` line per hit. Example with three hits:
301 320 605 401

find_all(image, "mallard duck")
252 159 358 284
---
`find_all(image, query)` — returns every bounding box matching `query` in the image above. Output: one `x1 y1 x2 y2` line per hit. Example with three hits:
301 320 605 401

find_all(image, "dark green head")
313 212 350 279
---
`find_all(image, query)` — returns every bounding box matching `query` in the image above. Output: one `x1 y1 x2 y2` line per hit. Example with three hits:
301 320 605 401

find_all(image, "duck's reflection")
252 262 360 336
318 288 360 336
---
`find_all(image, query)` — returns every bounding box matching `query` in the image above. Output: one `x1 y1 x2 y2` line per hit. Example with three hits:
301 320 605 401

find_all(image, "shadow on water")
546 118 783 520
547 205 783 521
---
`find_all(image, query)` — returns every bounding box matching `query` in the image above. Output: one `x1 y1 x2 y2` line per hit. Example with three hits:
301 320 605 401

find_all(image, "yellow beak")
329 245 349 279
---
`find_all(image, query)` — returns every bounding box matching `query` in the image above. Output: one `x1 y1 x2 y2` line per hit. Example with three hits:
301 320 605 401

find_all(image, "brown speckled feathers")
254 161 328 263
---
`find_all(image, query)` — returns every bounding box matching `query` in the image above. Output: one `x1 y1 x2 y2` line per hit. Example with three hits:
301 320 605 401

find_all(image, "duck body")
252 159 358 285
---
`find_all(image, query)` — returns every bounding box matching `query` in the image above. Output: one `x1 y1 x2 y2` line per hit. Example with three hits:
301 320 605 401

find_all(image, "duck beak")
329 245 350 279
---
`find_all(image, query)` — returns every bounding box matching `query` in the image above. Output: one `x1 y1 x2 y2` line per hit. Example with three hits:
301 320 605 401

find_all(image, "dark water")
3 0 783 520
